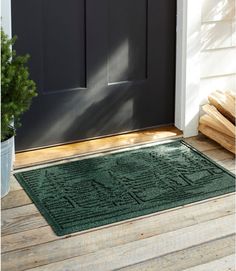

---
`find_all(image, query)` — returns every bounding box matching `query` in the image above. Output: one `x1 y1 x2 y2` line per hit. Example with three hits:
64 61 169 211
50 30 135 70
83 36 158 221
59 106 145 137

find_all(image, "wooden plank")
9 175 22 192
181 254 235 271
1 204 47 236
202 104 235 136
199 124 235 154
2 193 234 254
224 90 236 104
186 135 235 171
14 126 182 169
202 146 235 162
218 158 236 171
1 189 31 210
226 90 236 100
6 215 234 271
184 134 222 152
117 235 235 271
208 91 235 124
199 114 234 137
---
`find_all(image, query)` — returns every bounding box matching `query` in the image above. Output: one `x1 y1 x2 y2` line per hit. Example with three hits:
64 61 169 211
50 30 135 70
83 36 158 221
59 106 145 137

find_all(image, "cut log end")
199 124 235 155
208 90 235 125
199 90 236 155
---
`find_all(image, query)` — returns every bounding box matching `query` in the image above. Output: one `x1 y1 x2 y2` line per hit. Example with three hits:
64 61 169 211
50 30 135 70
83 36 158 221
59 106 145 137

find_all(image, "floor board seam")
2 213 235 256
113 234 236 271
19 233 236 271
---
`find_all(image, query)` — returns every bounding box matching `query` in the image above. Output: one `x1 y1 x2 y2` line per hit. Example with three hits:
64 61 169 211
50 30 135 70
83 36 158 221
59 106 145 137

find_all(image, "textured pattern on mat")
15 141 235 236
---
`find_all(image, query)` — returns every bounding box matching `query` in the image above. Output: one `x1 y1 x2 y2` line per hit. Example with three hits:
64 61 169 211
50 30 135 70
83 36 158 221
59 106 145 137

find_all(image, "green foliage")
1 29 37 141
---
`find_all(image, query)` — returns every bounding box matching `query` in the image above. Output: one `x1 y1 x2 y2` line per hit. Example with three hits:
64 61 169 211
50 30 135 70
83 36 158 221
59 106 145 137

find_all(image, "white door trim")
175 0 202 137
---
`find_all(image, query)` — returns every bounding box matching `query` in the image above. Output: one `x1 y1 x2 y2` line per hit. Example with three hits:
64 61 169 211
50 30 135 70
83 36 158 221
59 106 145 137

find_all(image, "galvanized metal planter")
1 136 14 198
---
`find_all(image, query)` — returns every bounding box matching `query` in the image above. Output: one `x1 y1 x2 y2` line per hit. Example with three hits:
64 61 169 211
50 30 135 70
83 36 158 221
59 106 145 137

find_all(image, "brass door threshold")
15 125 182 169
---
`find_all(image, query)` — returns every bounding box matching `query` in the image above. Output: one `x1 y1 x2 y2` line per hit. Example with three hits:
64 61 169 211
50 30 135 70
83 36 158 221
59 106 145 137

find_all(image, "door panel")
43 0 86 91
12 0 176 151
108 0 147 83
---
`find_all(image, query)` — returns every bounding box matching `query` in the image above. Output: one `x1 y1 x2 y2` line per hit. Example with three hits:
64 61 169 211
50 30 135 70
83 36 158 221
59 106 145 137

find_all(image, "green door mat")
15 140 235 236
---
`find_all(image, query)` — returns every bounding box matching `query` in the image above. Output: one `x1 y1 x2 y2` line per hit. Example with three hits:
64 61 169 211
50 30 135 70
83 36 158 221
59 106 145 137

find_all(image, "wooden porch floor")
1 133 235 271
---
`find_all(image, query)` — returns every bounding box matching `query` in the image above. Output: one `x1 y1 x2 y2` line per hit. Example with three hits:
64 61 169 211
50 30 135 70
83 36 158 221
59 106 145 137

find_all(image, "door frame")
2 0 201 138
175 0 201 137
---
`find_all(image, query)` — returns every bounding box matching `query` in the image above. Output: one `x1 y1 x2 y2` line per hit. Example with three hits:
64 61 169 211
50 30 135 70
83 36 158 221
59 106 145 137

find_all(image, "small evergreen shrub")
1 29 37 142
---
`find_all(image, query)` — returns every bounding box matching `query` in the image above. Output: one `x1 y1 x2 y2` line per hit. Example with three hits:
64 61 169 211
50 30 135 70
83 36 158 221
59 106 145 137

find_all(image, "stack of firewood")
199 90 236 154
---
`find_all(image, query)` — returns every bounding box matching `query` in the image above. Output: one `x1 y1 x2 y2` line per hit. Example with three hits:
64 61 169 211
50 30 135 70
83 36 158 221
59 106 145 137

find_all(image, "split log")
202 104 235 137
225 90 236 101
199 91 235 154
199 114 234 137
199 124 235 155
208 91 235 124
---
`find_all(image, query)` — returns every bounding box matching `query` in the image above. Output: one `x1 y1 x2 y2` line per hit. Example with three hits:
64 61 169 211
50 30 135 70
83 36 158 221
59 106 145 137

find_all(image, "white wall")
176 0 236 137
1 0 12 37
200 0 236 104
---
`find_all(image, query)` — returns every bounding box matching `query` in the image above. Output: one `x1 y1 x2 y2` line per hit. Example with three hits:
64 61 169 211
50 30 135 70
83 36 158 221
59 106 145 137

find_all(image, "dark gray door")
12 0 176 151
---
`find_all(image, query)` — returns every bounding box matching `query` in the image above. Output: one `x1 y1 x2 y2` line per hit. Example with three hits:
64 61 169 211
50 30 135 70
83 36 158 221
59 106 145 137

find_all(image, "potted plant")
1 29 37 197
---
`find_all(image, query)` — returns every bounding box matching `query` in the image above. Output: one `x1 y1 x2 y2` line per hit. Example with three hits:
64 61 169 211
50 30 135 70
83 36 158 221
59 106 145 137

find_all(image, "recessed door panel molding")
12 0 44 93
12 0 87 95
108 0 148 84
43 0 87 93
